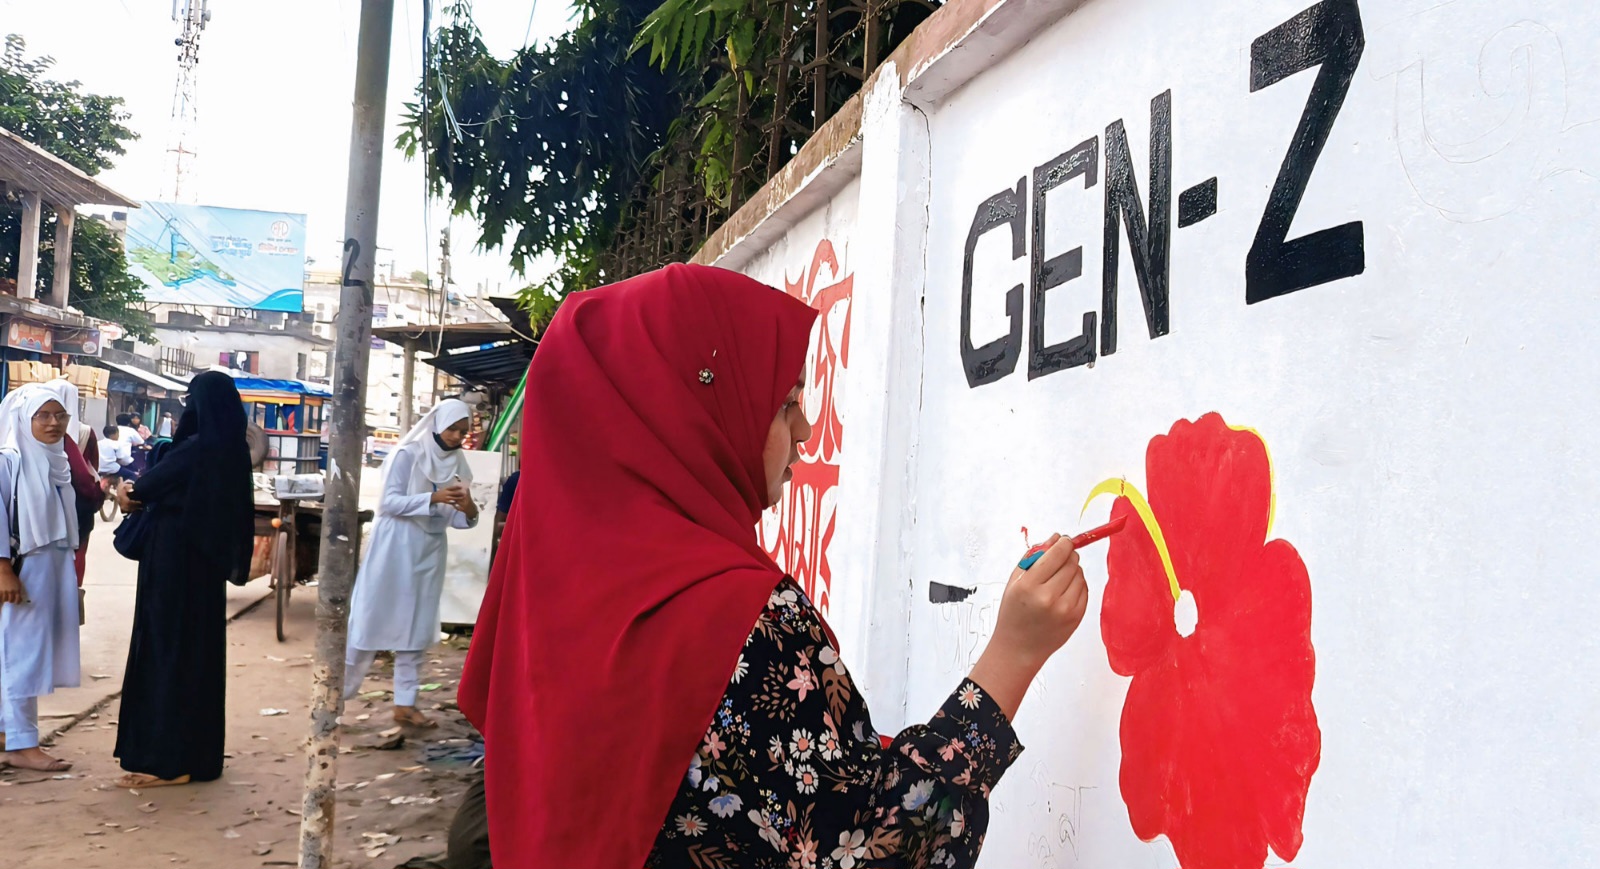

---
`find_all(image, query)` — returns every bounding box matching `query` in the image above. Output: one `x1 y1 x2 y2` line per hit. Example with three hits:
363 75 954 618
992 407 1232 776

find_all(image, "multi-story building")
301 270 499 430
146 306 331 383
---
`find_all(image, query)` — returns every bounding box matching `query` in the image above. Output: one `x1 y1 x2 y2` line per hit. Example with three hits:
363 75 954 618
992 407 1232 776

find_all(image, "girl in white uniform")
345 399 479 727
0 385 81 771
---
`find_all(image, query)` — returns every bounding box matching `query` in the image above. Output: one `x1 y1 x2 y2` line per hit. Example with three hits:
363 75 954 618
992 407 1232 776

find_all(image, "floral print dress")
647 579 1023 869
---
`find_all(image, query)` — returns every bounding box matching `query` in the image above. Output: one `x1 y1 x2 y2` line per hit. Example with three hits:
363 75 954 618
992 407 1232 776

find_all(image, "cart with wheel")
252 476 373 641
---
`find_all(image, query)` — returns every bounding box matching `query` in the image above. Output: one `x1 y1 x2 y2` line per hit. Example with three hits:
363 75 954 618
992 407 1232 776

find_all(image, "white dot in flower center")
1174 589 1198 637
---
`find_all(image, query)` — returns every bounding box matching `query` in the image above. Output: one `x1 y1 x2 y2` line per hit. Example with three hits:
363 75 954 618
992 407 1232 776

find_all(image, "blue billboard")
126 202 306 312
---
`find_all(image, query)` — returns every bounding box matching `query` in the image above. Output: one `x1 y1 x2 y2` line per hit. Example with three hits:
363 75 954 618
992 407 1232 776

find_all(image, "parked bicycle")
99 475 124 521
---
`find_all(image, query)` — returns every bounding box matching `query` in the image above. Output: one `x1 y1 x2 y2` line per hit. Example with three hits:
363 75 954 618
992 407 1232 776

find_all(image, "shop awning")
424 341 533 388
372 321 519 353
93 359 190 393
0 127 138 209
232 377 332 397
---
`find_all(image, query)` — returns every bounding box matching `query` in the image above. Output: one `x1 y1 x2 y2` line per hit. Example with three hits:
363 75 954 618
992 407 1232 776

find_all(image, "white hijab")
385 398 473 493
42 379 79 438
0 384 78 554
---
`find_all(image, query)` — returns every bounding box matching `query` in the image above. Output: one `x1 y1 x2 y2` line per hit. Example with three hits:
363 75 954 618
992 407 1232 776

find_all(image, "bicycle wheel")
274 530 291 642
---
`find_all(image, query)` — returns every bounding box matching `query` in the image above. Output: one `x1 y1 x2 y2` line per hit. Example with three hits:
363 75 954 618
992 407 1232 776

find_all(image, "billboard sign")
6 321 52 353
53 328 101 356
126 202 306 312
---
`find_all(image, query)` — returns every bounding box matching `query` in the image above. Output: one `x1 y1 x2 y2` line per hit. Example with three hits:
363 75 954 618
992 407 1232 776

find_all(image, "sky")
0 0 575 297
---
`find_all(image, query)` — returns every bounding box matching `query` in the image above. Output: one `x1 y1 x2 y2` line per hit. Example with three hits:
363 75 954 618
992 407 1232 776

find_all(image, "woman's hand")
440 483 479 519
0 564 25 605
116 481 142 514
967 534 1090 721
431 483 469 506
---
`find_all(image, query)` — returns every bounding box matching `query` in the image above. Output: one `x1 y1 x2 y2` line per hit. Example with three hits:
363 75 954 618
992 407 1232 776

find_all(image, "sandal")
2 749 73 773
115 772 191 789
393 707 438 729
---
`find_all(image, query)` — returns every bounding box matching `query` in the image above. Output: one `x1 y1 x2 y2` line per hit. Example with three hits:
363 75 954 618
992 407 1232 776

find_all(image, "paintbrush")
1015 515 1129 570
925 515 1130 605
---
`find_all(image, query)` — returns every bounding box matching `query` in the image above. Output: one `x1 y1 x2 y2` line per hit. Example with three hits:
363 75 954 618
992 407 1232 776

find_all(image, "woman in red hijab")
459 264 1089 869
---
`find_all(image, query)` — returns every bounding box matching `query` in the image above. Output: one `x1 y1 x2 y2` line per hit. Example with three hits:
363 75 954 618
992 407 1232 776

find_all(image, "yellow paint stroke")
1082 478 1181 602
1226 423 1276 536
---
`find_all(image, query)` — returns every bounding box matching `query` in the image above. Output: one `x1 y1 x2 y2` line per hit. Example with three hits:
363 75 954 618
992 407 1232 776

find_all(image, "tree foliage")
0 34 150 337
403 1 939 308
398 1 684 296
0 35 134 175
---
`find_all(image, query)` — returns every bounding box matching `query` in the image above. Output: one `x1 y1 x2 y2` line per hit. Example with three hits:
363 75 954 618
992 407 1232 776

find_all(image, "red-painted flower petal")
1101 414 1320 869
1145 413 1272 603
1101 496 1174 676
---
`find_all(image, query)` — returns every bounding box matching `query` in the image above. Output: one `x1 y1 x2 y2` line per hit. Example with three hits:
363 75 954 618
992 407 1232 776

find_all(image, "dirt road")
1 589 478 869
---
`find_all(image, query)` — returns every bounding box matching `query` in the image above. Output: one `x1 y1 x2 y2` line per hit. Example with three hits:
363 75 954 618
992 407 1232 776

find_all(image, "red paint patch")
1100 413 1320 869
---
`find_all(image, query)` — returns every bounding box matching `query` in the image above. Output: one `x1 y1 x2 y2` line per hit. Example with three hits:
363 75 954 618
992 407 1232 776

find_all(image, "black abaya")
114 372 253 781
113 444 228 780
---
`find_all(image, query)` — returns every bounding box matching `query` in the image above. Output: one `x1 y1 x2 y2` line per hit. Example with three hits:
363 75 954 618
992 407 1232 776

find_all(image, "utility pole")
299 1 393 866
437 226 452 325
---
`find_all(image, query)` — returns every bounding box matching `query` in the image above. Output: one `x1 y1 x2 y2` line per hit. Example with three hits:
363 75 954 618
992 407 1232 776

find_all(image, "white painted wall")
440 449 502 627
736 178 874 657
712 0 1600 866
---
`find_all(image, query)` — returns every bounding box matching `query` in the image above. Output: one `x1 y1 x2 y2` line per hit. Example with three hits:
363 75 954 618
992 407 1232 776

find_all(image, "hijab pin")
698 349 717 385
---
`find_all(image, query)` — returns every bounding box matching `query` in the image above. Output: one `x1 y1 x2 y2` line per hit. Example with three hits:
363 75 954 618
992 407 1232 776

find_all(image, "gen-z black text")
960 0 1366 388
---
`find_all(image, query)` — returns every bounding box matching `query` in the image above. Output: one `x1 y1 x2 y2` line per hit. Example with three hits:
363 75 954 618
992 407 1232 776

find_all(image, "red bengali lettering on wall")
758 240 852 614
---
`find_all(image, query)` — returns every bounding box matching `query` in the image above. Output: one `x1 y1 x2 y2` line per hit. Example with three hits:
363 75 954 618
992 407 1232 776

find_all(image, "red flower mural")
1097 413 1319 869
758 239 852 613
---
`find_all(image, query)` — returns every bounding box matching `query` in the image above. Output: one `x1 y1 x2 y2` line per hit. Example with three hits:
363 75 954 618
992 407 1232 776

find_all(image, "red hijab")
458 264 820 868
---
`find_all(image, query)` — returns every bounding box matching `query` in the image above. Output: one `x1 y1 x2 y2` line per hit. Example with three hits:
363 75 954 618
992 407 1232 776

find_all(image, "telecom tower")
164 0 211 203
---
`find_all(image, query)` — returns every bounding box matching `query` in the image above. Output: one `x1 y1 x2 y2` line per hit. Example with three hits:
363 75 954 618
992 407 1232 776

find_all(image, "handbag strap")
10 458 23 567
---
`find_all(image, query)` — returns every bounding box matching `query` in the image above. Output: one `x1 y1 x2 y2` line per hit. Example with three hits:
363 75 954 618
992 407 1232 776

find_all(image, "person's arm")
492 475 517 538
378 449 444 519
126 444 195 508
0 459 20 606
965 534 1087 721
649 581 1025 869
450 501 479 528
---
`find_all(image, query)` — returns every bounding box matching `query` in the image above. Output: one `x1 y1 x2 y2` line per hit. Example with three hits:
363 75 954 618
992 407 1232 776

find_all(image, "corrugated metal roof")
371 321 517 352
93 359 191 392
424 341 533 388
0 127 138 208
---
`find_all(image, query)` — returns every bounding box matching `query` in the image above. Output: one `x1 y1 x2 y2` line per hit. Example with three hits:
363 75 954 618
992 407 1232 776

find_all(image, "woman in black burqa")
113 371 254 788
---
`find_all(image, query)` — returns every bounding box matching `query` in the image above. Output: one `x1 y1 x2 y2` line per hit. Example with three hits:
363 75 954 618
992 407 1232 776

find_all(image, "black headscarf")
171 371 255 585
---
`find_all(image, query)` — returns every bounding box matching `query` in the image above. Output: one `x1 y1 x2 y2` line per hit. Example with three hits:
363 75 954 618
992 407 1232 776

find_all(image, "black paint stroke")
929 582 977 604
1247 0 1366 303
341 237 366 289
961 178 1028 388
1029 138 1100 379
1178 177 1219 227
1101 90 1173 357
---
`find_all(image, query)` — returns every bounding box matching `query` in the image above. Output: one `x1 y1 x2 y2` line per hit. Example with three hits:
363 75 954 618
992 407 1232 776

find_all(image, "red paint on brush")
1070 515 1128 548
1017 516 1130 569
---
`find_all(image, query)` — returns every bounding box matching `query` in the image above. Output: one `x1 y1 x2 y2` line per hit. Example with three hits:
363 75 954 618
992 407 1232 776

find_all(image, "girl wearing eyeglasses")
0 384 83 773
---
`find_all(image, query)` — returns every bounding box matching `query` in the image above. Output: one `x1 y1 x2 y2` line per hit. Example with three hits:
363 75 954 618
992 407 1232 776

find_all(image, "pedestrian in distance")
0 385 84 773
42 381 103 591
113 371 254 788
344 397 479 729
